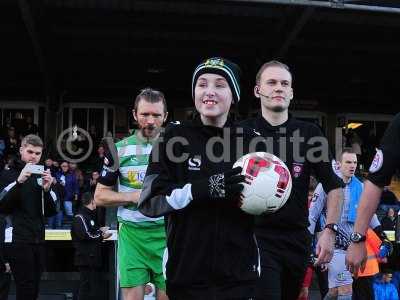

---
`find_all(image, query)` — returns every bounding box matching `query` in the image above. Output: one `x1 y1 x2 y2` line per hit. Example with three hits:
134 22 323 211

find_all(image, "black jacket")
0 160 57 243
139 119 264 296
71 206 103 267
240 115 344 235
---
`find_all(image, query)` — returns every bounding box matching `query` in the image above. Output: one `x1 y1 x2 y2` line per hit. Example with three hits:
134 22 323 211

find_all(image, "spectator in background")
44 158 53 169
52 160 60 173
25 116 38 136
4 127 19 157
374 272 399 300
69 162 85 213
381 186 398 206
70 162 85 190
44 158 58 175
382 208 397 231
47 176 65 229
91 145 105 173
71 192 111 300
57 161 79 222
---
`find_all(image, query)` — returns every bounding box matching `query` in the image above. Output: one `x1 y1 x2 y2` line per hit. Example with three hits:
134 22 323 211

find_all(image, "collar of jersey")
189 113 234 129
256 113 293 132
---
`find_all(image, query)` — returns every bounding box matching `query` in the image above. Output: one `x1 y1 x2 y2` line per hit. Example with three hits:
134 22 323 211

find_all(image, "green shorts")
118 222 167 290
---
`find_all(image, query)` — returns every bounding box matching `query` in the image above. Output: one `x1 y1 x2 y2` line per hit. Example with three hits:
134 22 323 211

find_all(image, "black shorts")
255 229 311 300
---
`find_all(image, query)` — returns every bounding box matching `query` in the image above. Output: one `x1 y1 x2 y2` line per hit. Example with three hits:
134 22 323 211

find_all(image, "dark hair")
21 134 43 148
255 60 292 85
60 160 69 167
81 192 94 206
337 148 357 162
133 87 167 114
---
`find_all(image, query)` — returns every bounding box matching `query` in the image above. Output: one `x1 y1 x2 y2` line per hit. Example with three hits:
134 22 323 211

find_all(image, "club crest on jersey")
292 163 304 178
369 149 383 173
36 178 43 187
337 272 346 281
188 156 201 171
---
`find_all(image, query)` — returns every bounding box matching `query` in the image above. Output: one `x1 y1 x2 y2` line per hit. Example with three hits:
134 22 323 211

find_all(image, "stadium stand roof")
1 0 400 113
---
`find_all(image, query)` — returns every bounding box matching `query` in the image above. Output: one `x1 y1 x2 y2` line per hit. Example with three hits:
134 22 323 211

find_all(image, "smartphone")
24 164 45 175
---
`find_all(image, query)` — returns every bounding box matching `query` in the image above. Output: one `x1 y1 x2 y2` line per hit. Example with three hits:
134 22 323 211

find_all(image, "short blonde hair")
255 60 292 85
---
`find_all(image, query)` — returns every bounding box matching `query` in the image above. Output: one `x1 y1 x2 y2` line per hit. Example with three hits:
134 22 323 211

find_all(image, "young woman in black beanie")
139 57 264 300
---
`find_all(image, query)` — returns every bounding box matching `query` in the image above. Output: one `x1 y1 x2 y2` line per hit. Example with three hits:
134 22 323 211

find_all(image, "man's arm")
315 187 343 265
307 124 344 264
0 167 32 213
94 183 140 207
325 188 343 227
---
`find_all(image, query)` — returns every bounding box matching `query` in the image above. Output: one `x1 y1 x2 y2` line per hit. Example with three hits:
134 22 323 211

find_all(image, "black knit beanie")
192 57 241 103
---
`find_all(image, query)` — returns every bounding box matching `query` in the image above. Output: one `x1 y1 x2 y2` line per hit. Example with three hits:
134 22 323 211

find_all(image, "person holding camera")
0 134 57 300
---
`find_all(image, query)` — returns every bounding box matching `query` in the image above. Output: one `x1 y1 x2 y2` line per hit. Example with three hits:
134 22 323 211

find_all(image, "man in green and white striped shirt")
95 88 168 300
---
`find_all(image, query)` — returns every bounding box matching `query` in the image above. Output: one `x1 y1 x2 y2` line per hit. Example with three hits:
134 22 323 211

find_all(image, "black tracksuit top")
71 206 103 267
240 115 344 236
0 160 57 243
139 118 265 290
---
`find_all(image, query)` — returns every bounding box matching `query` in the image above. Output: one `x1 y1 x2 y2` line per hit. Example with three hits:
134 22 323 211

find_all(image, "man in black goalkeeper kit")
240 60 344 300
0 134 57 300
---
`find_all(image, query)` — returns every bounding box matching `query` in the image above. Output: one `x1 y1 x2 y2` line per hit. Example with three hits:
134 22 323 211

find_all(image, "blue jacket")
374 282 399 300
56 171 79 202
347 176 363 223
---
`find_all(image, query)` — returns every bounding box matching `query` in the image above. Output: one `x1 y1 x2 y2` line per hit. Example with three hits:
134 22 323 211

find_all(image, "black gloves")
191 167 245 201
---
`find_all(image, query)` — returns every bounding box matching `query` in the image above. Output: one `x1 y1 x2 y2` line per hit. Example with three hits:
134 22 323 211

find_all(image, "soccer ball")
233 152 292 215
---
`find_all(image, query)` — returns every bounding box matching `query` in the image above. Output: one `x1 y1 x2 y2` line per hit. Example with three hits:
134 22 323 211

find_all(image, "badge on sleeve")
311 192 319 202
369 149 383 173
292 163 304 178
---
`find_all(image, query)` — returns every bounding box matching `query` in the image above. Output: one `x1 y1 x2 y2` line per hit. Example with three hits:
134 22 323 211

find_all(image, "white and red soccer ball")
233 152 292 215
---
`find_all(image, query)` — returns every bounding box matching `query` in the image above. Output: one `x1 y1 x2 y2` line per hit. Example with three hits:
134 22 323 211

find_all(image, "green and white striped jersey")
114 132 164 228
